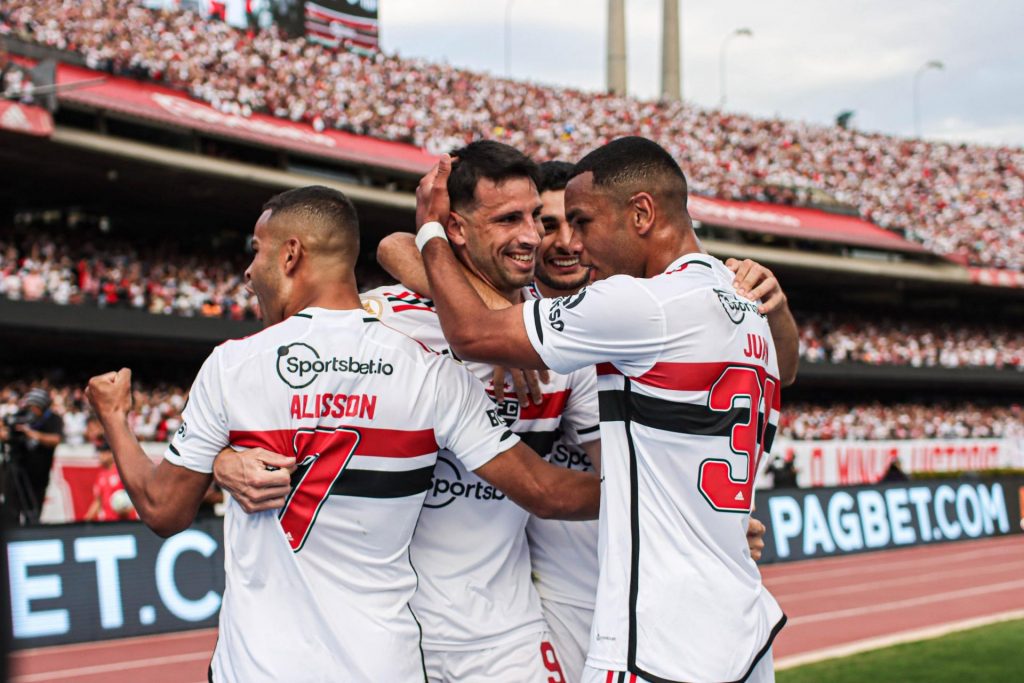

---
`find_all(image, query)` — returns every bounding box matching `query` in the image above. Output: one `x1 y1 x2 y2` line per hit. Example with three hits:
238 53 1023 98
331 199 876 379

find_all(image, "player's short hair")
537 160 575 194
447 141 540 211
570 136 689 210
262 185 360 251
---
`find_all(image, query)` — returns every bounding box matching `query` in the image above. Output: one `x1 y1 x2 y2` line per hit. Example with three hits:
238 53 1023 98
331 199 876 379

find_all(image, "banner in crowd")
0 101 54 137
302 1 380 49
6 518 225 648
770 437 1024 488
969 267 1024 289
754 477 1024 563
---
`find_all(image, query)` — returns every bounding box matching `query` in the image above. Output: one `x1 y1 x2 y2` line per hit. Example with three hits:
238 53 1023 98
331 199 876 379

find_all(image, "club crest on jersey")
361 296 384 319
713 288 763 325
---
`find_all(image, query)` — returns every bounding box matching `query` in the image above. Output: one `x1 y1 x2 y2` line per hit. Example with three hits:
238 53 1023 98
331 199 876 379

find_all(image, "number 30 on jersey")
698 366 779 513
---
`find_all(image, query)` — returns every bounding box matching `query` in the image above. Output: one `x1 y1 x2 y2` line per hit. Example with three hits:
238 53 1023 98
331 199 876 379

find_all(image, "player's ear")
282 237 303 275
446 212 468 246
631 192 656 236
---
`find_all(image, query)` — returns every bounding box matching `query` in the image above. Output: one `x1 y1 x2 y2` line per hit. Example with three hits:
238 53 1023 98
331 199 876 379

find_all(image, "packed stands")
2 226 1019 370
3 0 1023 270
0 226 392 319
3 375 1020 444
798 312 1024 370
778 402 1024 441
1 377 187 445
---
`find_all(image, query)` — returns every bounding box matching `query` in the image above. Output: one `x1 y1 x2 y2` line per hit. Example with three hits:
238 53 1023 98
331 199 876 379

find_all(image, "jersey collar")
662 253 715 275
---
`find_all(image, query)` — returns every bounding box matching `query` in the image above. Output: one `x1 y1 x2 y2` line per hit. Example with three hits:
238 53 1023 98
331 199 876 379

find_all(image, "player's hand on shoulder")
214 446 296 514
746 516 767 562
492 366 550 406
725 258 788 316
85 368 134 419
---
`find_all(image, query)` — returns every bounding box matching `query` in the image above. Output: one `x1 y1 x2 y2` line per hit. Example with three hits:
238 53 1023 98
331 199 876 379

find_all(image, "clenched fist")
86 368 134 420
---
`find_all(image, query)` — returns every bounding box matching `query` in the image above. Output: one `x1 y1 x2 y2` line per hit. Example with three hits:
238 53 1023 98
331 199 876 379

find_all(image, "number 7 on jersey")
279 427 361 551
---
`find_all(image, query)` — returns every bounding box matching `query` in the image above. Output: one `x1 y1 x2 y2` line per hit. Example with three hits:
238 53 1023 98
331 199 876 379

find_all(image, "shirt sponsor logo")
424 456 506 508
548 443 593 471
276 342 394 389
545 289 588 332
713 288 762 325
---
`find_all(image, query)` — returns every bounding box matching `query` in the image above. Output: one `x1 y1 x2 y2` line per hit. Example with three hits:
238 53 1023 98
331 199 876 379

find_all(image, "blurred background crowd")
2 0 1022 271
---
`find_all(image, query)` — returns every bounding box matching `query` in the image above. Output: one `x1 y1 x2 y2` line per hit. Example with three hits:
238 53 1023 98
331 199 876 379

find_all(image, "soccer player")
224 144 598 681
360 143 599 682
414 137 796 683
85 186 599 682
384 158 789 682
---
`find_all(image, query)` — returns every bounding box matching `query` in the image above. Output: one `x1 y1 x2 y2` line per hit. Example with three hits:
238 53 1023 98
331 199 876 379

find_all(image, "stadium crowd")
779 402 1024 441
3 377 1020 444
1 377 187 445
1 228 260 319
0 228 392 319
2 0 1022 271
798 313 1024 370
3 229 1020 370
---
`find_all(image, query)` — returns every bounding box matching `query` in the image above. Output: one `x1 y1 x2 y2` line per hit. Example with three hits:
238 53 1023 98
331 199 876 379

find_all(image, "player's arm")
86 369 211 537
378 226 524 314
583 439 601 476
416 155 547 369
473 442 600 520
377 232 431 295
727 258 799 387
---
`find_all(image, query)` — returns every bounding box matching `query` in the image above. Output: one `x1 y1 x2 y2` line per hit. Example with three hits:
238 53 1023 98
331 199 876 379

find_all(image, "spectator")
0 387 63 524
3 0 1020 270
83 438 137 521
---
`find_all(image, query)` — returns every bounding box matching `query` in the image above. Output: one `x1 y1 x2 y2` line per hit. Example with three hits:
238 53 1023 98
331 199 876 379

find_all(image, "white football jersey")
522 254 785 683
361 286 598 650
521 285 602 611
165 307 517 682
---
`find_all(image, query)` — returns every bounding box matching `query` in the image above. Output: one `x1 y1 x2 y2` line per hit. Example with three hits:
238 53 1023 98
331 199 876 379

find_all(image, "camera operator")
1 388 63 524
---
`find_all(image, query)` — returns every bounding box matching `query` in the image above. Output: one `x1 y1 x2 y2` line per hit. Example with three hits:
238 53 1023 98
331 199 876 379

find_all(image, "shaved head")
262 185 360 266
570 136 689 218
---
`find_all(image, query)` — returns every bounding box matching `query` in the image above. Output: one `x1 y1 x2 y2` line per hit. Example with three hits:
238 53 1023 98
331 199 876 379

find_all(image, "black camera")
3 409 34 429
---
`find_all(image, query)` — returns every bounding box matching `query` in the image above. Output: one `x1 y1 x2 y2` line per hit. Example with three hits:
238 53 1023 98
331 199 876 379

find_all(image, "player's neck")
645 229 705 277
288 277 363 315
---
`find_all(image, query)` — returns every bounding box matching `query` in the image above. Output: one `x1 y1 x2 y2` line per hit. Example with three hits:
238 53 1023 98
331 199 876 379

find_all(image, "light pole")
913 59 944 138
504 0 517 76
719 27 752 109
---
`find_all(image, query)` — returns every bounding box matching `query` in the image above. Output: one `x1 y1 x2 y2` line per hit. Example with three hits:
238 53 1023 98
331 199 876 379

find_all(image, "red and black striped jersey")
523 254 784 683
165 307 516 681
360 285 599 651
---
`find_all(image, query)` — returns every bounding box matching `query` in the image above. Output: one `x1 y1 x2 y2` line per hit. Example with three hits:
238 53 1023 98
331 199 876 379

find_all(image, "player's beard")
535 264 591 293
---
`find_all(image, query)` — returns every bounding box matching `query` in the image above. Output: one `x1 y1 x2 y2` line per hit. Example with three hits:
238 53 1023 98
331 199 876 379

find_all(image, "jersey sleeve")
561 366 600 444
164 348 229 474
430 356 521 472
521 275 667 375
